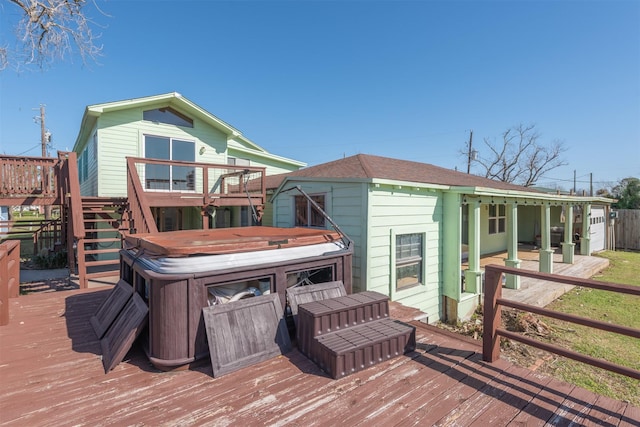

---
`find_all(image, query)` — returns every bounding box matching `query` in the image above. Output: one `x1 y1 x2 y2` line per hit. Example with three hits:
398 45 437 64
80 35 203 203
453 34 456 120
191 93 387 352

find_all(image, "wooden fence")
614 209 640 251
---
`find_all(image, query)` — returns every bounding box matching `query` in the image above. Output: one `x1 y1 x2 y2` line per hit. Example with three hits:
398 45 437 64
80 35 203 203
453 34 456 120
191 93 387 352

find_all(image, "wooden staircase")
76 197 130 288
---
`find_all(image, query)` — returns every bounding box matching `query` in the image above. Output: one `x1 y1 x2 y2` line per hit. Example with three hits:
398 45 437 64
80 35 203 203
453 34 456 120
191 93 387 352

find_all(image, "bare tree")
1 0 105 71
471 124 567 187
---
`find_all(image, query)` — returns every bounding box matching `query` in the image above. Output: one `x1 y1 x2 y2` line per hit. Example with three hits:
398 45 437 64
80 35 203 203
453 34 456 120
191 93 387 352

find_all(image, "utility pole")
466 130 474 174
40 105 47 157
590 173 593 197
573 170 576 194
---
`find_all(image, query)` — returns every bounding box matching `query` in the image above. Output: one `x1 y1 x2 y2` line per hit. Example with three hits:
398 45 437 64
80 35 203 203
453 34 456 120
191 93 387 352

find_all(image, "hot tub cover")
128 241 347 275
124 226 343 256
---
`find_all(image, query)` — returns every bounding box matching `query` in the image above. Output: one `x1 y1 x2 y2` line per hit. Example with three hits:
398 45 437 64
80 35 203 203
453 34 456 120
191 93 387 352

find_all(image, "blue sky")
1 0 638 192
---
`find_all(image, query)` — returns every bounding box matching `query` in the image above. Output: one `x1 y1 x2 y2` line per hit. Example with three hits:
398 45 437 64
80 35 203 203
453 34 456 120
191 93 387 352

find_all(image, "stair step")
86 269 120 280
83 218 118 223
82 238 121 244
312 319 416 379
297 291 391 358
85 259 119 268
84 248 121 255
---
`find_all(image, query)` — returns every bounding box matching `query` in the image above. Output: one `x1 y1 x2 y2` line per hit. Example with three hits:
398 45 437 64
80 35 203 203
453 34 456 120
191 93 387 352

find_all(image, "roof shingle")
267 154 538 192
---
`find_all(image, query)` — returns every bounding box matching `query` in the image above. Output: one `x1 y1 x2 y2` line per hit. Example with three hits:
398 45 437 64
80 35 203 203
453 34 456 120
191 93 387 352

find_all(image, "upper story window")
144 135 195 191
294 194 326 228
143 107 193 128
228 157 251 167
488 204 506 234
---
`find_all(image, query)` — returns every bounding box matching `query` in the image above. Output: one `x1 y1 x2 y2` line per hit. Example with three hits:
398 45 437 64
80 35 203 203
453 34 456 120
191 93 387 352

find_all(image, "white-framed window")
144 135 195 191
395 233 424 291
488 204 506 234
294 194 326 228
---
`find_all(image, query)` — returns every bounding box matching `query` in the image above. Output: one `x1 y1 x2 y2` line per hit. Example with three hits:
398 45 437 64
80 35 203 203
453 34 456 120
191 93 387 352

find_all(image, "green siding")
367 186 442 319
271 180 366 292
76 104 302 197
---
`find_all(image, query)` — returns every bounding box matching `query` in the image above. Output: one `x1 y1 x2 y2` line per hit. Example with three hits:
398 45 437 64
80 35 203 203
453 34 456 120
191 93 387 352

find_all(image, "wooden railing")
126 156 266 208
56 152 84 276
126 157 158 235
0 240 20 326
0 218 61 255
483 264 640 380
0 155 59 205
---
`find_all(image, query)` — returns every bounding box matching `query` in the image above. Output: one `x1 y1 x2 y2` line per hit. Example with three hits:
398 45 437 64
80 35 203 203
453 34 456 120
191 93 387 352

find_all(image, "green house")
269 154 612 323
72 92 305 230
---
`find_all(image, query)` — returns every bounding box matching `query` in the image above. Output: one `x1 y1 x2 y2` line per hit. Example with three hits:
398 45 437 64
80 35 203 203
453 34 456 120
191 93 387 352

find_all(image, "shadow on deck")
0 288 637 426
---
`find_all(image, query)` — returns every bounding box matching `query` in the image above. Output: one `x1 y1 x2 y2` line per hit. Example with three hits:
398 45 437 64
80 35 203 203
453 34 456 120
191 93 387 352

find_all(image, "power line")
16 144 41 156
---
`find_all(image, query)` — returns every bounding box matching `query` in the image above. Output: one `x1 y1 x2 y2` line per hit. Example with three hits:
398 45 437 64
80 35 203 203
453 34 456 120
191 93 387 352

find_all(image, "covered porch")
462 246 610 307
442 190 612 322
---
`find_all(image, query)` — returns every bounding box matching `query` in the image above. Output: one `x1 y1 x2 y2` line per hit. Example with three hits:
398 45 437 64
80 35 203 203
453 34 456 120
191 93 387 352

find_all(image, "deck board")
1 287 638 426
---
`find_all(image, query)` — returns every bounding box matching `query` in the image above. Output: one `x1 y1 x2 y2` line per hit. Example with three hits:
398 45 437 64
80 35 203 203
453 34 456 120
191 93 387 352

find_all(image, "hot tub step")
312 318 416 379
297 291 390 358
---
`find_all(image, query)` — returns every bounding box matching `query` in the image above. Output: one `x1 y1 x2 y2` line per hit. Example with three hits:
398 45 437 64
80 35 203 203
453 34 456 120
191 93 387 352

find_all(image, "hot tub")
119 227 352 370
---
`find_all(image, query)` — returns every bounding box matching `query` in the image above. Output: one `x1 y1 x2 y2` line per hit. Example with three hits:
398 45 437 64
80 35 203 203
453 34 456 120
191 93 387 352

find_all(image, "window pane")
396 262 420 290
498 204 505 216
143 107 193 128
145 136 170 189
396 233 423 290
310 195 325 227
489 205 496 217
489 219 497 234
294 196 307 226
171 139 195 190
498 218 506 233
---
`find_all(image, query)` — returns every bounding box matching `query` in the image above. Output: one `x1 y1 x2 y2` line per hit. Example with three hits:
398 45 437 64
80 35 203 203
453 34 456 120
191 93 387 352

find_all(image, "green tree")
611 177 640 209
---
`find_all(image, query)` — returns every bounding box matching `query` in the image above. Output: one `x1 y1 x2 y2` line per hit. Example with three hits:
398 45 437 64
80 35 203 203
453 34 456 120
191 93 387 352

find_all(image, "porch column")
465 199 483 294
580 204 592 255
539 204 554 274
504 202 521 289
562 205 575 264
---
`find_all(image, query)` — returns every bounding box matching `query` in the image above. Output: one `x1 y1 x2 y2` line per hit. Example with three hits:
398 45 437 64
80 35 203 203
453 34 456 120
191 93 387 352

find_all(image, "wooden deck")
1 288 638 426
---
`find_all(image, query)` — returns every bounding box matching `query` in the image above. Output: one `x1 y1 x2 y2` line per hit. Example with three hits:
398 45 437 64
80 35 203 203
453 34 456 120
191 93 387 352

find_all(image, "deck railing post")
483 265 502 362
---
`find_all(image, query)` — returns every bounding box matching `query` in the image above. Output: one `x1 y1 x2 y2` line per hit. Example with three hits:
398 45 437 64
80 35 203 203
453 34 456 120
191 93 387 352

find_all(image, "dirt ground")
436 307 557 371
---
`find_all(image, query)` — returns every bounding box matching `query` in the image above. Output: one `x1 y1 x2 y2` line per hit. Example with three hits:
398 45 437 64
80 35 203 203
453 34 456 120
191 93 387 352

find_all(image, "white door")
590 206 606 252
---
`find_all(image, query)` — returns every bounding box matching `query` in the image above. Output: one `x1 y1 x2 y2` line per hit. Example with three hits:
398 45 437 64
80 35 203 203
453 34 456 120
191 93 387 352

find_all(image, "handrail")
126 156 266 199
58 152 85 239
483 264 640 380
126 157 158 234
0 155 58 199
0 240 20 325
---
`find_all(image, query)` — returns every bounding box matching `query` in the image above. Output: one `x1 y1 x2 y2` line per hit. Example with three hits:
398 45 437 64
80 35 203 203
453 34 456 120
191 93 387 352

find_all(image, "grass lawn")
541 250 640 407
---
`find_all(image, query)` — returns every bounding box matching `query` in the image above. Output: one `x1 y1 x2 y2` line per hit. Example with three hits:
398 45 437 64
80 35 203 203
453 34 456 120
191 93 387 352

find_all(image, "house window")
395 233 423 291
294 195 326 227
144 135 195 191
227 157 250 167
488 204 506 234
143 107 193 128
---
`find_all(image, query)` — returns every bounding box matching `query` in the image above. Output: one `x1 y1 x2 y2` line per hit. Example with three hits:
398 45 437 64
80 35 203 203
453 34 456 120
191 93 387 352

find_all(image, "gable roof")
73 92 262 152
266 153 539 193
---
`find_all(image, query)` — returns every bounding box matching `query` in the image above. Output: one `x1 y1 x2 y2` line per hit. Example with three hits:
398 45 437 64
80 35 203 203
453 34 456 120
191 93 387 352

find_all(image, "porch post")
580 204 592 255
465 199 483 294
539 203 554 274
562 204 575 264
504 202 521 289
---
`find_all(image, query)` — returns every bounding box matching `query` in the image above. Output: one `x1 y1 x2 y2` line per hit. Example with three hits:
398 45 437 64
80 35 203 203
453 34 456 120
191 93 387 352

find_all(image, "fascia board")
449 186 613 204
228 144 306 168
369 178 450 191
